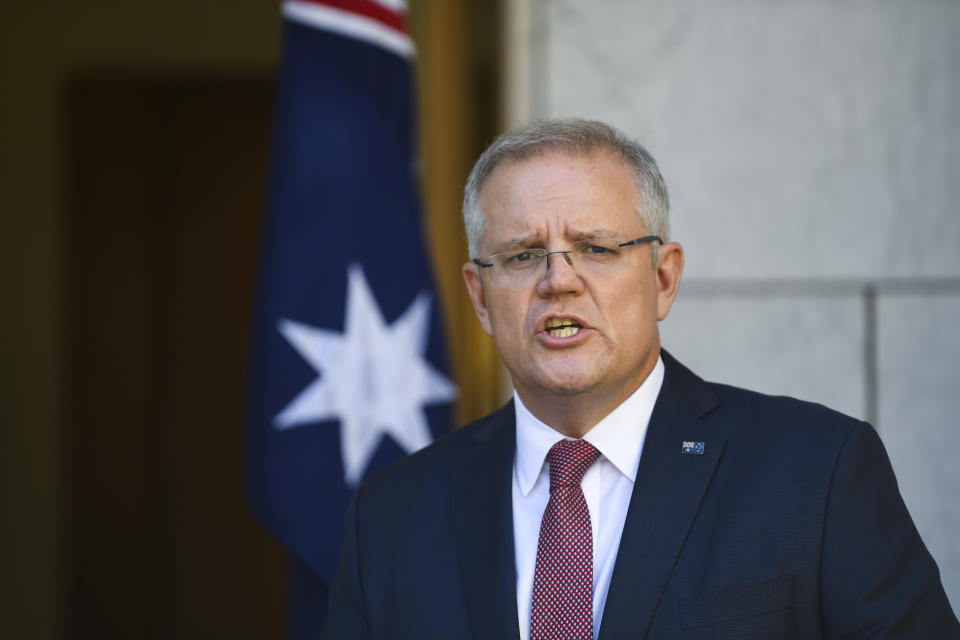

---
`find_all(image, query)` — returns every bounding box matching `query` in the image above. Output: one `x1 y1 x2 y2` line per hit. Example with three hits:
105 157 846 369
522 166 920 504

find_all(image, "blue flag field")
246 1 456 634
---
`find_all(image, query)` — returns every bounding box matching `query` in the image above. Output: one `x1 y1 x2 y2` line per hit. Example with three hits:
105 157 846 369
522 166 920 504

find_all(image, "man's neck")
514 354 661 439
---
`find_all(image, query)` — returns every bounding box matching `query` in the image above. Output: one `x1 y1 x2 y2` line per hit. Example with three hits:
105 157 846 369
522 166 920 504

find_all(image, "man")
322 119 959 638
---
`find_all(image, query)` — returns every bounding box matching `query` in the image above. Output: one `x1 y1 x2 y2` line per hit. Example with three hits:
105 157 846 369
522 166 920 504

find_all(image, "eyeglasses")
473 235 661 287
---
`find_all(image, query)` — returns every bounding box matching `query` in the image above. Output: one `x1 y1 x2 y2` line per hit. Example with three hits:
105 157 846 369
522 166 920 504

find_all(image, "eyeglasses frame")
472 234 662 283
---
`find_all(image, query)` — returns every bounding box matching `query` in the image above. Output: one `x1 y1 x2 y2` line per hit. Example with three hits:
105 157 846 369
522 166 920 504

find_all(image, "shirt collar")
514 356 665 496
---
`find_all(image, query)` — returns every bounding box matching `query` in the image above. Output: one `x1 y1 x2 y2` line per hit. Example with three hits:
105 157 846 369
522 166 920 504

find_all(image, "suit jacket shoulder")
323 400 520 640
608 350 960 639
355 400 515 530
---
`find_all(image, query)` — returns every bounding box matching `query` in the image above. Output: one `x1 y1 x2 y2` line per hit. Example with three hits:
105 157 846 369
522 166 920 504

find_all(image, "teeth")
545 318 581 338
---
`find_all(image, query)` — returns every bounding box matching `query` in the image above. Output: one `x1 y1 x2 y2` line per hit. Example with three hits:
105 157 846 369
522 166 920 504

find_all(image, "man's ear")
655 242 684 321
462 262 493 336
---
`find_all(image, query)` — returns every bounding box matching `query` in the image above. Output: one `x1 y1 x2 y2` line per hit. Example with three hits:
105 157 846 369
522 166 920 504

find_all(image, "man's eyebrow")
570 228 620 241
490 234 543 253
489 228 623 253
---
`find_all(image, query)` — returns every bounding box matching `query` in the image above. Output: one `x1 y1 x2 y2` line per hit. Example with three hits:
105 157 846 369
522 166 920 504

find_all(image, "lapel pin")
681 441 705 455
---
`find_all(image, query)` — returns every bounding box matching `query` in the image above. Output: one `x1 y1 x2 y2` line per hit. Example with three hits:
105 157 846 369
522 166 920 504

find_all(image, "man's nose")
544 250 573 270
538 250 583 296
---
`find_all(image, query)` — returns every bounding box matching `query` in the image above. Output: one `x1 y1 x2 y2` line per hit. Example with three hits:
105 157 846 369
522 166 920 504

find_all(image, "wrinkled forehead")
477 149 645 251
479 146 637 203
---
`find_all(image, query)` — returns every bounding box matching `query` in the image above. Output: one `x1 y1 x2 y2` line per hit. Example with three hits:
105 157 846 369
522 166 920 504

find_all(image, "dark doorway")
62 75 285 638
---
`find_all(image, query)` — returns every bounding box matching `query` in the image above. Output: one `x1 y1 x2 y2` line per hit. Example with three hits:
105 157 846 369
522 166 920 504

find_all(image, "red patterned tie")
530 439 601 640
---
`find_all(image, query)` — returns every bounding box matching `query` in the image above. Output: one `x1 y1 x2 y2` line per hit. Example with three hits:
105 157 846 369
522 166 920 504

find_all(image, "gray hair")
462 118 671 262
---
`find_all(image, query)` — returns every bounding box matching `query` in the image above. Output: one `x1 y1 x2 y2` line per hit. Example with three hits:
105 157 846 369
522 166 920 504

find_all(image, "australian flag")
246 1 457 636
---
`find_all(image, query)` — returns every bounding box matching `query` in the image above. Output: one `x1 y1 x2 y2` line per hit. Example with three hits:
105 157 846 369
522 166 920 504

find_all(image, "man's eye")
500 251 535 268
584 244 616 255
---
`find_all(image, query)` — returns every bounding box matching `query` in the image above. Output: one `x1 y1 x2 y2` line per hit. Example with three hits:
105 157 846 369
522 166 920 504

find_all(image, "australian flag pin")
681 441 705 455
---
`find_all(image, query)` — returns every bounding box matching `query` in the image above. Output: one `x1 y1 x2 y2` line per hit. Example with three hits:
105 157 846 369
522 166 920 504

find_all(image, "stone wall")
505 0 960 612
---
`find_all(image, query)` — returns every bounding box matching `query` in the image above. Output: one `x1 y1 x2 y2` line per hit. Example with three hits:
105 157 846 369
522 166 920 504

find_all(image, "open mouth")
545 317 582 338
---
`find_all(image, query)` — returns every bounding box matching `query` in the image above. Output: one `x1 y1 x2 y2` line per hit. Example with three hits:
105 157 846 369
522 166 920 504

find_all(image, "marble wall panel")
877 295 960 614
505 0 960 614
519 0 960 280
659 293 865 420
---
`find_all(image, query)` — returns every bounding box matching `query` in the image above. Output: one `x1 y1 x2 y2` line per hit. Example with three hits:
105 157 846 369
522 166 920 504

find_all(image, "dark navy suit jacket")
322 351 959 639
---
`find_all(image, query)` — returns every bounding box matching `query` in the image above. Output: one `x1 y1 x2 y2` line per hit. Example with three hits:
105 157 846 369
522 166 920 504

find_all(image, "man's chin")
528 368 599 397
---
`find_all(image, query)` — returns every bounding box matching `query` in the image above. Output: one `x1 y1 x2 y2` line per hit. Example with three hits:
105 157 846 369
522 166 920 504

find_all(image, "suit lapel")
451 402 521 640
598 351 726 640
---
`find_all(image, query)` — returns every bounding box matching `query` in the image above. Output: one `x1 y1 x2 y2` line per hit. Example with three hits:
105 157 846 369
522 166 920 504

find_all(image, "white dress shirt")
512 356 664 640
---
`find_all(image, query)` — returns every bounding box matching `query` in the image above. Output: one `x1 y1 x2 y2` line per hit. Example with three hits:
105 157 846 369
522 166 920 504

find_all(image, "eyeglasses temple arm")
618 235 662 247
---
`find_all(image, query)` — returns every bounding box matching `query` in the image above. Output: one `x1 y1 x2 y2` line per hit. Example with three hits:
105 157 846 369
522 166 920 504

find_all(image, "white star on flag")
274 263 457 486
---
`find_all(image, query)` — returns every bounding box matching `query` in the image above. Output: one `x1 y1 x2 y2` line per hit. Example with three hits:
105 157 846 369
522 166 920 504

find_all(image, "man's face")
463 149 683 419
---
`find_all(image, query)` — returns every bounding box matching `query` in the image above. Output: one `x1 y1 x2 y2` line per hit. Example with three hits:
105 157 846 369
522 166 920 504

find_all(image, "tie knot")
547 439 600 490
